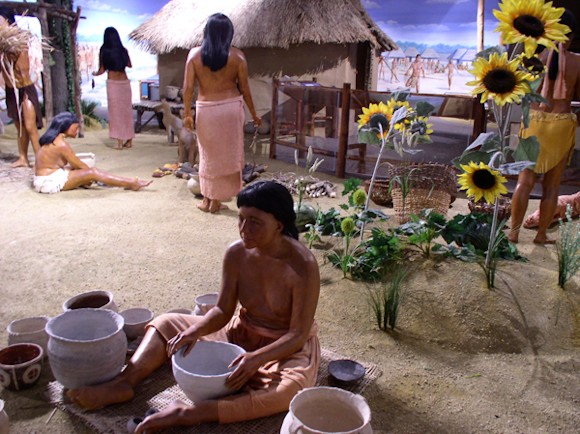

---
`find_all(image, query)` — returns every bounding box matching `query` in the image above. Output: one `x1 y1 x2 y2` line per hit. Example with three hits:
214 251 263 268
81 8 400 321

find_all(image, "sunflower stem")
485 198 501 270
362 122 393 243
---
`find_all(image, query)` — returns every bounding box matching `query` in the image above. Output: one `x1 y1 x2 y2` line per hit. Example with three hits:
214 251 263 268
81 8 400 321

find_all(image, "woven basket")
387 162 458 201
391 187 451 224
363 179 392 207
468 197 512 222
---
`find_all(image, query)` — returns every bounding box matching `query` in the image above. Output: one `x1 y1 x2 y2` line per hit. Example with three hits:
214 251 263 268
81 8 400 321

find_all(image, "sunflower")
467 52 533 105
494 0 570 58
357 101 392 139
458 162 508 204
409 116 433 136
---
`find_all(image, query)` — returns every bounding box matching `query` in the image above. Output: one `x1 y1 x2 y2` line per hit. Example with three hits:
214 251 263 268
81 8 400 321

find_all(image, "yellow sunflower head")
494 0 570 58
409 116 433 137
458 161 508 204
467 52 533 106
357 101 393 139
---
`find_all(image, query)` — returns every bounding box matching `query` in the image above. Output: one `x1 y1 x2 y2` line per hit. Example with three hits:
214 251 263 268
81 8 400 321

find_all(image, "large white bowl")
120 308 154 339
172 340 245 403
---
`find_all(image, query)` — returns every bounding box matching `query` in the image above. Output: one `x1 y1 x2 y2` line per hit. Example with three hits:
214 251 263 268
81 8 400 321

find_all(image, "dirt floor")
0 123 578 433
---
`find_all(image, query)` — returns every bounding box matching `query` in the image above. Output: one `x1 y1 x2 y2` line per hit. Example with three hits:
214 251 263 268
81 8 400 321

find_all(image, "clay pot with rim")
7 316 50 358
193 293 218 316
46 308 127 389
62 290 118 312
0 343 44 391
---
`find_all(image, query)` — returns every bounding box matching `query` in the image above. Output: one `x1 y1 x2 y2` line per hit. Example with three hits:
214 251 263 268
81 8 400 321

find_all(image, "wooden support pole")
269 78 279 160
37 5 53 123
70 6 84 137
336 82 351 178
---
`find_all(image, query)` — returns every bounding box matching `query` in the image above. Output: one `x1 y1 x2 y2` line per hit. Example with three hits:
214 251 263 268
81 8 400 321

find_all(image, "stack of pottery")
45 308 127 389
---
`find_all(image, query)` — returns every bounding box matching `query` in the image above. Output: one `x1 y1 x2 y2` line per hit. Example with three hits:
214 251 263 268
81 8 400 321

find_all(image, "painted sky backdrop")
72 0 501 48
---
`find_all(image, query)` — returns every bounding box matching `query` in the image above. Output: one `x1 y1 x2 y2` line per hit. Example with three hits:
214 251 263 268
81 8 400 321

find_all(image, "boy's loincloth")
33 168 69 194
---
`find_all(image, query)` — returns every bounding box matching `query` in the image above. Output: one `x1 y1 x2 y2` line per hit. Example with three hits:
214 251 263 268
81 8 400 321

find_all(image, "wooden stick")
46 407 57 425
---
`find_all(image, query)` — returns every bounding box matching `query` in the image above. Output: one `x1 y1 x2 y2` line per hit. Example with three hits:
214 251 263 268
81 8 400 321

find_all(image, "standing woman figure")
93 27 135 150
182 13 261 214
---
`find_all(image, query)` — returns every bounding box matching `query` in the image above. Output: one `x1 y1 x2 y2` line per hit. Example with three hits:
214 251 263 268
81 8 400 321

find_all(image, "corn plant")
556 204 579 289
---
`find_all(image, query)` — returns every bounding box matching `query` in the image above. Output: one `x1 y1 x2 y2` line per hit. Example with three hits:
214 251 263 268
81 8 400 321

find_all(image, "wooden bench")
132 100 163 133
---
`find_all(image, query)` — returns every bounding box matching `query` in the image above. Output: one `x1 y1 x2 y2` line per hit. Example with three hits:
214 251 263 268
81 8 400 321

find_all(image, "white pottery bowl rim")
0 342 44 368
172 340 244 378
46 308 124 343
120 307 154 325
7 316 51 334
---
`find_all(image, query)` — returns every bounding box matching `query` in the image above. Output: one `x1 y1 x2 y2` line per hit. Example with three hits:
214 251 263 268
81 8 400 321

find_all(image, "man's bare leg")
63 168 152 191
509 168 536 243
534 158 567 244
135 400 219 433
67 327 167 410
10 120 31 168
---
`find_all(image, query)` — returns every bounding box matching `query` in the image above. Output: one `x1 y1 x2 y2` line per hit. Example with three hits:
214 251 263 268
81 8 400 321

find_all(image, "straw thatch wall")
130 0 396 118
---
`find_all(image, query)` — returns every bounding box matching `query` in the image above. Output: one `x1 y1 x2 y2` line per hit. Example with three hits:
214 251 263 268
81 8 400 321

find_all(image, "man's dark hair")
201 13 234 72
237 181 299 240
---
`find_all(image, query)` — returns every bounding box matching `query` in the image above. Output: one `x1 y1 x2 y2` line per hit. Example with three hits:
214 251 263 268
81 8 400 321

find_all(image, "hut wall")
157 42 380 119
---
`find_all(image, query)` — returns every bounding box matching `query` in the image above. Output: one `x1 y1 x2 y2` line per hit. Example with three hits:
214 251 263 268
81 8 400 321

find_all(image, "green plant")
350 227 402 281
81 99 102 127
368 266 408 331
327 217 358 278
396 209 446 257
556 204 579 289
477 219 509 289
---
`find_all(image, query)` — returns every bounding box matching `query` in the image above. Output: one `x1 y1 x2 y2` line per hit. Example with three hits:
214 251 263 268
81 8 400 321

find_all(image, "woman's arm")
60 141 89 170
235 49 261 126
182 48 198 131
92 50 106 76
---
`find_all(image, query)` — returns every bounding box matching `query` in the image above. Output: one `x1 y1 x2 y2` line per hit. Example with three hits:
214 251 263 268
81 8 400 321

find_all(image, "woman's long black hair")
99 27 130 72
0 6 15 24
237 181 299 240
548 10 577 80
39 112 79 146
201 13 234 72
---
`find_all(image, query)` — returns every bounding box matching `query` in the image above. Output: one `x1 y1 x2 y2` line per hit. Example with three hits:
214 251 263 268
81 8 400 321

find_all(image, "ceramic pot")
0 399 9 434
193 293 218 316
46 308 127 389
172 340 245 402
167 308 193 315
120 308 154 340
280 387 373 434
0 343 43 391
62 290 118 312
7 316 50 357
165 86 180 100
187 176 201 196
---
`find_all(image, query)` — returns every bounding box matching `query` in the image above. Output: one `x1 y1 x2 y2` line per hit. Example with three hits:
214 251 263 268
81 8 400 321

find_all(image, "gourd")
294 204 317 232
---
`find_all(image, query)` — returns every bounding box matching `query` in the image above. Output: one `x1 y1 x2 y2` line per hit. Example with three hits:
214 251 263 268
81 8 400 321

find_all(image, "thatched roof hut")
130 0 396 117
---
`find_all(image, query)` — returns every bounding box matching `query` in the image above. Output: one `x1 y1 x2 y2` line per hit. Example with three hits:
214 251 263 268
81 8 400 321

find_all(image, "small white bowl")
7 316 50 357
172 340 245 402
120 308 154 340
193 293 218 316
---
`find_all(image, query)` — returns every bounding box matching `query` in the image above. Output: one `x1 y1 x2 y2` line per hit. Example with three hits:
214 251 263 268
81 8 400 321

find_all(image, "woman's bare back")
189 47 245 101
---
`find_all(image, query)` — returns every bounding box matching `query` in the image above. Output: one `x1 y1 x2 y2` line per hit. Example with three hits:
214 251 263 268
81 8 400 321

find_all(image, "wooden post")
336 82 351 178
37 4 53 123
477 0 484 53
269 78 279 159
70 6 84 136
472 96 487 141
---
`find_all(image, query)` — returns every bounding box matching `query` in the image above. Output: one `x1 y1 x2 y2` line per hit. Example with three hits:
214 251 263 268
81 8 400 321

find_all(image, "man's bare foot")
128 178 153 191
197 197 210 212
209 200 227 214
533 235 556 245
11 157 30 168
507 233 519 244
66 379 134 410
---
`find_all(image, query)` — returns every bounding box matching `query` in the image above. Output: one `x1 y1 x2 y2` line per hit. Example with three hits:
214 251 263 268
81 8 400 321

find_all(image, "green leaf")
453 150 492 168
358 129 382 146
513 136 540 163
415 101 436 117
464 132 498 152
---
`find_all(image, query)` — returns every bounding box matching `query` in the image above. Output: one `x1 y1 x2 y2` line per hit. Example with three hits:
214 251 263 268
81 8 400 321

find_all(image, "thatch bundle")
0 24 31 57
130 0 396 54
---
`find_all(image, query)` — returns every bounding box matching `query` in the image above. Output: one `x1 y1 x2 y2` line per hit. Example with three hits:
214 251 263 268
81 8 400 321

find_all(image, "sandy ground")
0 123 579 433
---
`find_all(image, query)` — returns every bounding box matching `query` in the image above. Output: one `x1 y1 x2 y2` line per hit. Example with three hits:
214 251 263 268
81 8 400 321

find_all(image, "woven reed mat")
45 348 381 434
